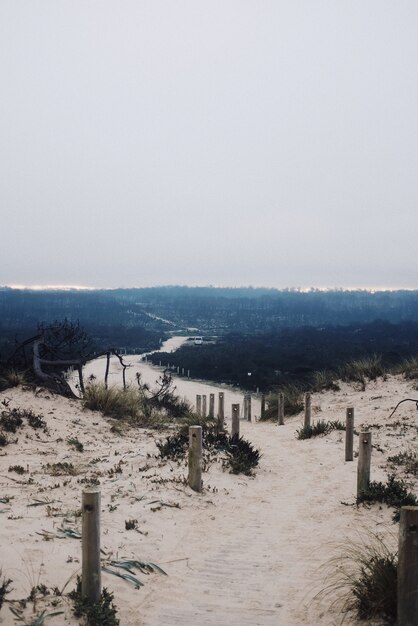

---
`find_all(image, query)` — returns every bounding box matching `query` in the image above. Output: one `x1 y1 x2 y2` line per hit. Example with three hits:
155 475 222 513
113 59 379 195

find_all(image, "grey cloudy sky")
1 1 417 290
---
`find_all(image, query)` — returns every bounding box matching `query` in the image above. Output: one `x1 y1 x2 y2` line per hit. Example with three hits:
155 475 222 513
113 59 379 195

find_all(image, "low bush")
387 451 418 476
157 431 260 476
296 419 345 440
69 577 119 626
357 475 418 521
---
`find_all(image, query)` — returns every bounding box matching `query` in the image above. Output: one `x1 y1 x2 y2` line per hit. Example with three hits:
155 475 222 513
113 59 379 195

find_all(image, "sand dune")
0 374 417 625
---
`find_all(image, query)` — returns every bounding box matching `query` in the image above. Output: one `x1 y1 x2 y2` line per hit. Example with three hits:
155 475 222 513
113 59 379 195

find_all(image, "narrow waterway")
73 336 262 419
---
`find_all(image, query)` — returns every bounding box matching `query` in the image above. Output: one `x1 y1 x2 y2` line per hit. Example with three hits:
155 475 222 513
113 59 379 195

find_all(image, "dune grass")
317 530 397 624
296 419 345 440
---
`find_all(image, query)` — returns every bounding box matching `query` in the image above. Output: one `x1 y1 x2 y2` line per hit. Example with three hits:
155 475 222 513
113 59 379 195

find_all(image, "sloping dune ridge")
0 374 417 625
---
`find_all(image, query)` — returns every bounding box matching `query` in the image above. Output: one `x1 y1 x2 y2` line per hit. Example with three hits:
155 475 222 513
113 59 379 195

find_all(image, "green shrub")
387 451 418 476
157 431 260 476
69 577 119 626
357 475 418 521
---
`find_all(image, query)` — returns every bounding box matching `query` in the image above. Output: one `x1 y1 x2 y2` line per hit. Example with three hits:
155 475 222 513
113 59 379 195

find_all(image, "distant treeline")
2 286 418 365
149 320 418 391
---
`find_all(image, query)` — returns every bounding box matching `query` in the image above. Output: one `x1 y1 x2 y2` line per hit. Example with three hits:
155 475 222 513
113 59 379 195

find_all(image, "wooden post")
278 392 284 425
345 407 354 461
357 431 372 497
209 393 215 418
177 366 179 374
202 395 207 417
304 392 311 427
398 506 418 625
261 394 266 420
82 487 101 603
196 395 202 416
182 367 185 375
244 394 252 422
187 369 190 379
231 404 240 437
188 426 202 492
217 392 224 432
104 352 110 389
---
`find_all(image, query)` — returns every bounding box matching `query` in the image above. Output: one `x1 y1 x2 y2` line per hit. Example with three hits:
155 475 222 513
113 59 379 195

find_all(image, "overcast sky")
1 1 417 290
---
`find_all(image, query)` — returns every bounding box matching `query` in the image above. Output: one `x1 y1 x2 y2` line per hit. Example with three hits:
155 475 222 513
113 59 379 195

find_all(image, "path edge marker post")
82 486 101 603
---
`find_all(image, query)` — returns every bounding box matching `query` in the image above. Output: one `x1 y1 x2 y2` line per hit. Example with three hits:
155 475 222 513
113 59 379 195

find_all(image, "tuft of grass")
312 370 340 393
43 462 78 476
318 531 397 624
67 437 84 452
339 354 386 390
69 577 119 626
357 475 418 522
296 419 345 440
83 383 142 421
0 433 7 447
395 356 418 380
263 384 304 420
0 369 27 391
0 569 13 610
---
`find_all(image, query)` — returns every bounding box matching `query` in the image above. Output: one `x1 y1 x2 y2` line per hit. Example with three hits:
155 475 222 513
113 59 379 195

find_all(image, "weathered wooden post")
345 407 354 461
187 369 190 378
304 392 311 427
357 431 372 497
177 366 179 374
261 394 266 420
398 506 418 625
188 426 202 493
196 395 202 416
202 395 207 418
217 392 224 432
82 486 101 603
231 404 240 437
182 367 185 375
209 393 215 418
278 392 284 425
244 394 252 422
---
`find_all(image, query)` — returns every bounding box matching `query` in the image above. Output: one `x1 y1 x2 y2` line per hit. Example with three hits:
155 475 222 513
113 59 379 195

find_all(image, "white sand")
0 374 417 625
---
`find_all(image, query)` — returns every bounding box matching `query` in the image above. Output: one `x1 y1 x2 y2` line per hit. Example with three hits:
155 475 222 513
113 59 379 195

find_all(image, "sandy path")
1 375 415 625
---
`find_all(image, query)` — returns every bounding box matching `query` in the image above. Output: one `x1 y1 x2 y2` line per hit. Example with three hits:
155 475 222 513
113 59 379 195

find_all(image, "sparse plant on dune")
317 530 397 624
356 475 418 522
263 384 304 420
296 419 345 440
311 369 340 392
394 356 418 380
339 354 386 390
0 569 12 611
0 369 28 391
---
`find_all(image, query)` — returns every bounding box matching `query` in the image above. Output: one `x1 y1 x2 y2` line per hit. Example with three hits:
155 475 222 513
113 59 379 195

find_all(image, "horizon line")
3 283 418 294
